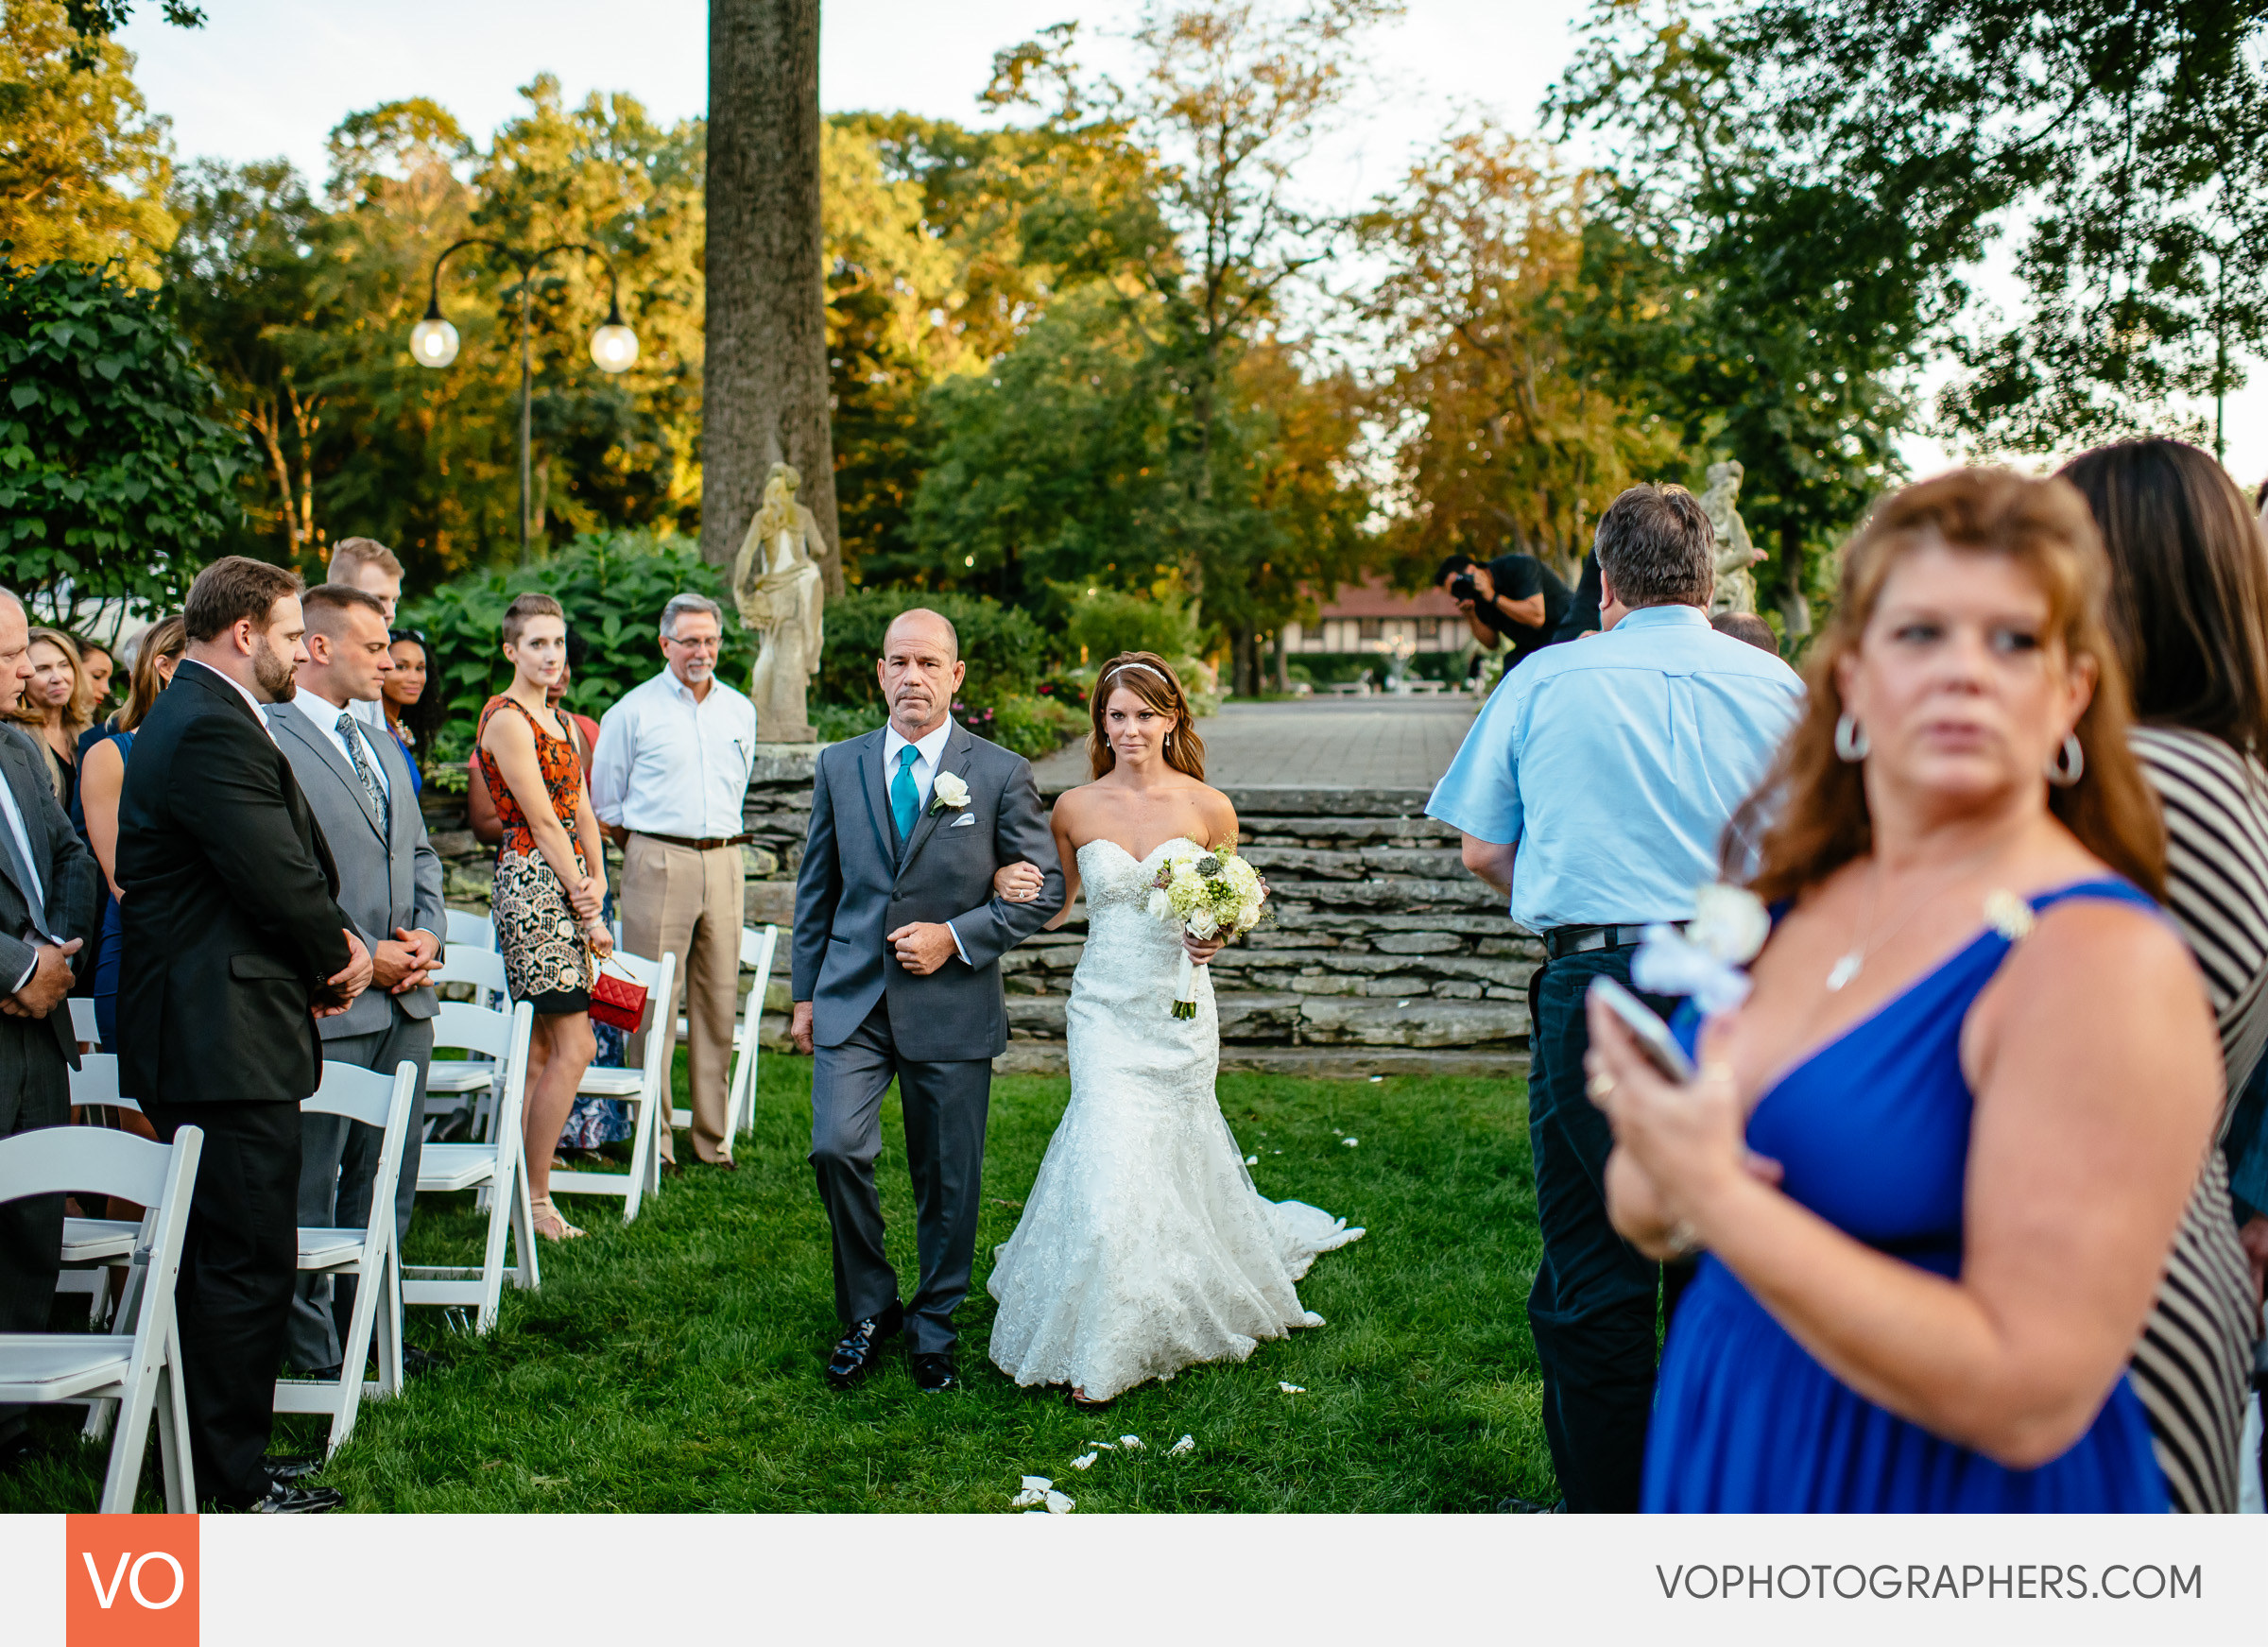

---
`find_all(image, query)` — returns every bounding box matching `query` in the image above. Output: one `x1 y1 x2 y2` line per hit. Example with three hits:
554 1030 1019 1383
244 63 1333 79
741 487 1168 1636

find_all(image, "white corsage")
1630 882 1770 1015
930 770 970 813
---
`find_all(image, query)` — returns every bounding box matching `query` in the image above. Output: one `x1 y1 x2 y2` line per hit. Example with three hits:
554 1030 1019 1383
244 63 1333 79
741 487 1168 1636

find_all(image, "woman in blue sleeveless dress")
1586 470 2225 1513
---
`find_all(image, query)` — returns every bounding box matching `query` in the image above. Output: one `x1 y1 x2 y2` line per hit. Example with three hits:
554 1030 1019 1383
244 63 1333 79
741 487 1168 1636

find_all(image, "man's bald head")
0 590 30 714
878 607 966 741
883 607 959 662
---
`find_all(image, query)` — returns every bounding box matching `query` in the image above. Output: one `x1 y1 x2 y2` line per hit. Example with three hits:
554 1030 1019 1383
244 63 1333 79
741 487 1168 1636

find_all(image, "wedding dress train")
987 837 1364 1400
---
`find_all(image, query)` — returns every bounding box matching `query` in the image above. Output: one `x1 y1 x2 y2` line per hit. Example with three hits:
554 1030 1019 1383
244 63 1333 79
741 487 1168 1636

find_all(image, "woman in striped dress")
2063 438 2268 1512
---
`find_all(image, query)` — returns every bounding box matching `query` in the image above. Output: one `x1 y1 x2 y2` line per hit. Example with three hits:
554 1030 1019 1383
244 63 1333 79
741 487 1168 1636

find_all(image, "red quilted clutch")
589 956 648 1031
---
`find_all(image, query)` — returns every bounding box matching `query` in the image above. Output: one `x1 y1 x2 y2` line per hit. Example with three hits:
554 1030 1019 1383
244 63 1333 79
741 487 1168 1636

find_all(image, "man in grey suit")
792 608 1063 1392
266 584 445 1379
0 588 99 1469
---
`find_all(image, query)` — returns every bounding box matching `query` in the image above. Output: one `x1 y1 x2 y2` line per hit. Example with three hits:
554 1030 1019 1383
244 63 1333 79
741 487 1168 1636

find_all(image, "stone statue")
732 461 827 745
1701 459 1766 617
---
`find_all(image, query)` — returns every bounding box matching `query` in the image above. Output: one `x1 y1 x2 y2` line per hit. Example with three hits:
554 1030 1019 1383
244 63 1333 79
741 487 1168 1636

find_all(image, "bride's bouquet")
1148 842 1268 1019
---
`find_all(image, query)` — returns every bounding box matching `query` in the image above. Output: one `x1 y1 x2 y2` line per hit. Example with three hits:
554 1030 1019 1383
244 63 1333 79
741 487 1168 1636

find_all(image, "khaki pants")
622 834 746 1164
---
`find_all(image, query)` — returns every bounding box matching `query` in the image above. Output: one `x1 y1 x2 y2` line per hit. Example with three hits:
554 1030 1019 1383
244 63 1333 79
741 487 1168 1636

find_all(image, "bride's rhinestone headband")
1105 661 1172 689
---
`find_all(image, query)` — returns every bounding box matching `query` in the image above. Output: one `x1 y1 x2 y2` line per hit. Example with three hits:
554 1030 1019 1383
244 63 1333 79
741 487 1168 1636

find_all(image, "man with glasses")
590 593 758 1172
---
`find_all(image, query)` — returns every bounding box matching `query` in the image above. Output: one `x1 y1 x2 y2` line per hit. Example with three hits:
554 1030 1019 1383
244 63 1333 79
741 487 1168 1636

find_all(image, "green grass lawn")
4 1056 1552 1513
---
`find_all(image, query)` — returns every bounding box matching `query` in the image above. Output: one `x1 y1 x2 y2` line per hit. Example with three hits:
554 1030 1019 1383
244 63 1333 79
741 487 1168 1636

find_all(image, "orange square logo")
65 1514 198 1646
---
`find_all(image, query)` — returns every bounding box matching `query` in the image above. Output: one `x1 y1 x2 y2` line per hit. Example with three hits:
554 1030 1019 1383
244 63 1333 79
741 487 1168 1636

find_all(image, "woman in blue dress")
1586 469 2224 1512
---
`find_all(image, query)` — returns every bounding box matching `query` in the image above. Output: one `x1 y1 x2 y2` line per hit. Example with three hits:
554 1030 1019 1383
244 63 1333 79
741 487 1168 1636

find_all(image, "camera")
1449 572 1480 604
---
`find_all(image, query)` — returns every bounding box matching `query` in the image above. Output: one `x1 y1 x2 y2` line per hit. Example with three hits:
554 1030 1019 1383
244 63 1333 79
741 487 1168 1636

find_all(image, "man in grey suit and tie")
792 608 1063 1392
0 588 98 1469
267 583 445 1379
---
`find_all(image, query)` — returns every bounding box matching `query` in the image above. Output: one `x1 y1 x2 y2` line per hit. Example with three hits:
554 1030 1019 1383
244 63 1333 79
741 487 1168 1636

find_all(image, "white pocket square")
949 813 978 828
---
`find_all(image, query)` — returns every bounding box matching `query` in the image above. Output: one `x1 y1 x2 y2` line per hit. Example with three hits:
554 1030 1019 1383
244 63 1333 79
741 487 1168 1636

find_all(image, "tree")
1358 127 1681 581
1564 0 2268 460
0 0 177 283
1553 0 1944 627
704 0 841 593
0 255 242 618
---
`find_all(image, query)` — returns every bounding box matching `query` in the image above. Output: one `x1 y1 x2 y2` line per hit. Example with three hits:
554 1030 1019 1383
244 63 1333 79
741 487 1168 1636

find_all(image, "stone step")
992 1041 1529 1079
1005 989 1528 1048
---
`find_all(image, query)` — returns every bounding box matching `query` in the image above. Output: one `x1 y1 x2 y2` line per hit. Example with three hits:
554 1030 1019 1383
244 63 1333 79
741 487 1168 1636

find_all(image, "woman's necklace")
1824 849 2006 992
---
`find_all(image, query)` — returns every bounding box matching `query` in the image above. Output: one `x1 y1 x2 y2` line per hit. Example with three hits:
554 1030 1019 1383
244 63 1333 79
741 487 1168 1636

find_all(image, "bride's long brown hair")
1732 468 2165 904
1088 652 1206 781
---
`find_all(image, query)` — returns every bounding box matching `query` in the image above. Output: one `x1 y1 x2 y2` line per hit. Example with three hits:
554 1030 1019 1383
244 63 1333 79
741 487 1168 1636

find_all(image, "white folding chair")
1 1124 200 1512
674 925 781 1157
68 996 98 1046
404 999 537 1332
553 949 676 1223
272 1058 418 1455
428 946 512 1140
56 1053 147 1328
444 907 496 952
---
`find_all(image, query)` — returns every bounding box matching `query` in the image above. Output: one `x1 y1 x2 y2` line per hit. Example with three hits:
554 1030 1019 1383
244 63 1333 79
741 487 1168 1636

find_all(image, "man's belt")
634 831 752 851
1544 921 1681 961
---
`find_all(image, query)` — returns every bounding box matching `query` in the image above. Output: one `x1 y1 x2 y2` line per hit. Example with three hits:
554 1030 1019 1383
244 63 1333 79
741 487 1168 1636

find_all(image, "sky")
114 0 2268 487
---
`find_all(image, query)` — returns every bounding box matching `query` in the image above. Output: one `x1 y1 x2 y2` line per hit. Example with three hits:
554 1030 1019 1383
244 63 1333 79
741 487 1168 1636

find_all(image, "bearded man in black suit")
117 557 372 1513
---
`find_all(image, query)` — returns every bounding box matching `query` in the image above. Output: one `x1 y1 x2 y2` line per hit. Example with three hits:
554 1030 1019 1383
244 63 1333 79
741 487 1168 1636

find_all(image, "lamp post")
410 239 640 564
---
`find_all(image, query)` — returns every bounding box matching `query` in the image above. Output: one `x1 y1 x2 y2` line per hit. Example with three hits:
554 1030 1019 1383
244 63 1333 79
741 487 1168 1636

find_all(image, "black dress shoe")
402 1346 448 1378
266 1454 325 1484
232 1480 343 1514
660 1159 683 1180
824 1301 904 1389
0 1430 35 1472
910 1351 957 1393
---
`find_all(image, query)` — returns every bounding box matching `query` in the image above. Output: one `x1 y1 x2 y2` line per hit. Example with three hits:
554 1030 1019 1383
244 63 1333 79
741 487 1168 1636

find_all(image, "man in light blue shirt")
1427 482 1802 1511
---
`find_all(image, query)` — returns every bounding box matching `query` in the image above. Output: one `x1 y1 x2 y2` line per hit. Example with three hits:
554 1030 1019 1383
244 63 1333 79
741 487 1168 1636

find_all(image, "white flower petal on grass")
1119 1434 1143 1450
1368 1074 1383 1083
1168 1434 1195 1456
1071 1452 1099 1470
1244 1155 1258 1166
1045 1490 1075 1514
1343 1138 1358 1147
1279 1382 1306 1395
1021 1475 1051 1490
1089 1441 1116 1450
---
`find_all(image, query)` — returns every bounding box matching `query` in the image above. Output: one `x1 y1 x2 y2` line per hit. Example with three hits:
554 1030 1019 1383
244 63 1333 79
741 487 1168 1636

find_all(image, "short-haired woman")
1589 469 2221 1510
77 616 187 1051
2059 437 2268 1512
14 626 91 812
475 592 613 1242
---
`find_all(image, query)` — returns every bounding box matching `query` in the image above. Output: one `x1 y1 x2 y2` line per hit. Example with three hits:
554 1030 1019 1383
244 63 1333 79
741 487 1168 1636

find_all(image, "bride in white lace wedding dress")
986 653 1363 1403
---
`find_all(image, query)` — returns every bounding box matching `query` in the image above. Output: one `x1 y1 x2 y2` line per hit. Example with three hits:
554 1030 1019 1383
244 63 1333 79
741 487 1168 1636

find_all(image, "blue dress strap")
2024 875 2161 918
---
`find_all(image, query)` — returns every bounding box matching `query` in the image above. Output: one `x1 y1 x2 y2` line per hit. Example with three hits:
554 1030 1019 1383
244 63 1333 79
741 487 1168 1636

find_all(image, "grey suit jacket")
792 723 1063 1060
0 725 96 1068
270 696 446 1039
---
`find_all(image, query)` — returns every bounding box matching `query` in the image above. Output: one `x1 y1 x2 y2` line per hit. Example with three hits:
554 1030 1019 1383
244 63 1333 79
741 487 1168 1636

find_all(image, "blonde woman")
14 626 91 810
985 651 1363 1405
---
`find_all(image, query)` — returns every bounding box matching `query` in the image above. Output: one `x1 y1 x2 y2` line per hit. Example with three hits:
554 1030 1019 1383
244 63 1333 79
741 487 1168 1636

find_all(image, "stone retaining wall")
429 757 1536 1076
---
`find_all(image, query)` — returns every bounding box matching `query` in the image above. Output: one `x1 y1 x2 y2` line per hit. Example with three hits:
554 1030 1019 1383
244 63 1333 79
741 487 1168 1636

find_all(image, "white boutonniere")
930 770 971 813
1631 881 1771 1015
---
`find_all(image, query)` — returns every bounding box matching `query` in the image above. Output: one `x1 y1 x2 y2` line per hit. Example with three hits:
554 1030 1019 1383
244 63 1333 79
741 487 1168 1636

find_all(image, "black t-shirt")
1475 554 1573 666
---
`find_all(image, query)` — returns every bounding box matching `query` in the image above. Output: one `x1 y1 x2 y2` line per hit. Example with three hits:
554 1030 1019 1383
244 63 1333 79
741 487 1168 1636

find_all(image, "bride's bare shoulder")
1189 782 1239 848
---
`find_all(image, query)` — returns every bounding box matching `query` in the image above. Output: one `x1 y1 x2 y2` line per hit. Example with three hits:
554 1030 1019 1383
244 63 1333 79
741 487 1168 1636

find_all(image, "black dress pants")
141 1097 301 1508
1525 948 1690 1512
0 1019 68 1447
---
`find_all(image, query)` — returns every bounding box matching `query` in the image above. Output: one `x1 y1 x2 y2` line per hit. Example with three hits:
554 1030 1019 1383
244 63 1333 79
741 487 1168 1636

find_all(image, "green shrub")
816 589 1046 710
404 532 754 755
809 701 882 745
984 691 1085 761
1060 586 1201 672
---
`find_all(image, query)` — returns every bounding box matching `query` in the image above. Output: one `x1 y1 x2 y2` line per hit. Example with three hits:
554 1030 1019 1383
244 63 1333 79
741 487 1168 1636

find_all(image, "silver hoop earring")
1833 712 1869 763
2046 732 2084 787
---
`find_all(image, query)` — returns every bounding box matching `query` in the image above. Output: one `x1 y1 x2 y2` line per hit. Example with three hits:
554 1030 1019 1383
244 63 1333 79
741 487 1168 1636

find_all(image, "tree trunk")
703 0 843 595
1231 624 1258 697
1272 626 1288 693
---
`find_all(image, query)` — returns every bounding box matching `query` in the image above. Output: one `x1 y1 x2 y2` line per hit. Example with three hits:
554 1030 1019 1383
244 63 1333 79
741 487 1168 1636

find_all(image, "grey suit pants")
286 1009 433 1372
810 1003 992 1354
0 1017 66 1444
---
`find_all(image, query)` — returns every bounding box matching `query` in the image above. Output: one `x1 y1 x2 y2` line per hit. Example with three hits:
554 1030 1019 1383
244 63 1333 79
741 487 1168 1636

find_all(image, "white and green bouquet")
1147 842 1268 1019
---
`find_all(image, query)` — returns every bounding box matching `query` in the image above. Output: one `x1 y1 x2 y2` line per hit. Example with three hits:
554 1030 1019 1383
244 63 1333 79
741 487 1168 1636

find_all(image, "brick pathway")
1030 695 1478 793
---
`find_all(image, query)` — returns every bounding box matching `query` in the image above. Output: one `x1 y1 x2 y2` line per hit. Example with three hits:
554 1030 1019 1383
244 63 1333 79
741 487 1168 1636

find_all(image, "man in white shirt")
590 593 758 1171
327 538 404 733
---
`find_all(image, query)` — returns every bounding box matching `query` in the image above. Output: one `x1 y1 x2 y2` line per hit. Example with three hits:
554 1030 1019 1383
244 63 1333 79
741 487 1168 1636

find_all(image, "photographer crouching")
1426 484 1803 1511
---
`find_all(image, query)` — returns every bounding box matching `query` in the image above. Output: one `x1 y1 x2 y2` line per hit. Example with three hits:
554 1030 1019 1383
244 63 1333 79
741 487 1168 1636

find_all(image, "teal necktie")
891 745 922 846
